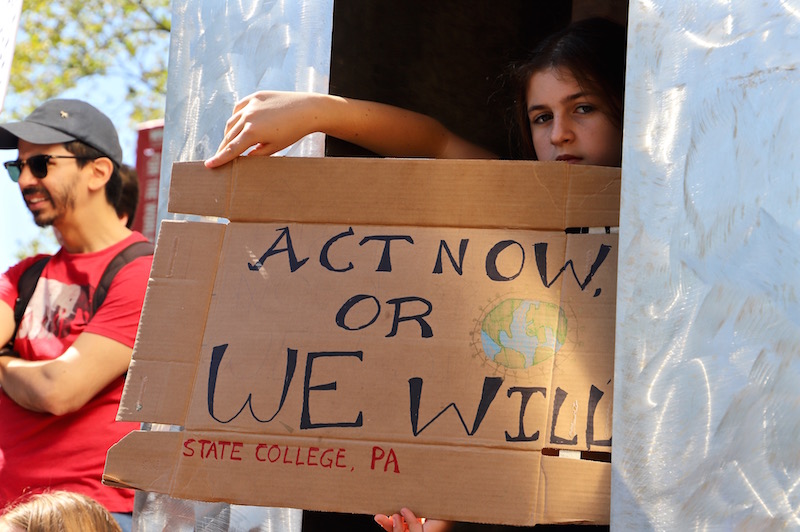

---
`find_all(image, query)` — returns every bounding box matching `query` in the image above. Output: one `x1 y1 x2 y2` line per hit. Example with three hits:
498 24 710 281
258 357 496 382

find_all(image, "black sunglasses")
4 154 94 183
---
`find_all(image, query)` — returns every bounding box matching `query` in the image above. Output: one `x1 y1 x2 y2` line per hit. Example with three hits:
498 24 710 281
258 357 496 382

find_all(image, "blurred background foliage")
6 0 171 123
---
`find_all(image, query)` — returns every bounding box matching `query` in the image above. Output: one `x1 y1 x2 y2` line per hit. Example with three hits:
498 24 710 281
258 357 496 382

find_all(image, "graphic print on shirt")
19 278 92 348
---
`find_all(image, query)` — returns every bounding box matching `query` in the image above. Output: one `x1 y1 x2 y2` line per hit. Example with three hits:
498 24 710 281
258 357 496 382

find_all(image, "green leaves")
8 0 170 122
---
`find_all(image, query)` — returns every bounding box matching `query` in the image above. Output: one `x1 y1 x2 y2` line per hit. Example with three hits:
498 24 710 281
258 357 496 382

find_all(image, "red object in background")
132 119 164 243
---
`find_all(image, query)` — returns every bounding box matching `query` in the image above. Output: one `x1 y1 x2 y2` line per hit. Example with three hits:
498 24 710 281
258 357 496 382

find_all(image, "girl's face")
526 67 622 167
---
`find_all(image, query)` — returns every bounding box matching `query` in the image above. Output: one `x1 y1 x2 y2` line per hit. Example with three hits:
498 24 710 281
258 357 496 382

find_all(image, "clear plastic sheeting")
137 1 333 530
613 1 800 530
157 0 333 226
134 492 301 532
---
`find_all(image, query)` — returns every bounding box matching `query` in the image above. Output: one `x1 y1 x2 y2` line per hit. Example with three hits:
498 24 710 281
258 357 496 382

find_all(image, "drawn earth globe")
479 299 567 369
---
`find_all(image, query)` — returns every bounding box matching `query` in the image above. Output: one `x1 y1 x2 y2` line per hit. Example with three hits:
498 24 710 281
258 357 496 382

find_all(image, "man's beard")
33 212 56 228
23 183 75 228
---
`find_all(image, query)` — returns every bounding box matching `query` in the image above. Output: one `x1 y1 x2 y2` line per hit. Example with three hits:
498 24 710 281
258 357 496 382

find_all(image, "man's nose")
16 164 38 188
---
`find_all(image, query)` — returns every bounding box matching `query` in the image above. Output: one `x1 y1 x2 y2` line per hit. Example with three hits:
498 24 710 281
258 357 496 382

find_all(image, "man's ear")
87 157 114 192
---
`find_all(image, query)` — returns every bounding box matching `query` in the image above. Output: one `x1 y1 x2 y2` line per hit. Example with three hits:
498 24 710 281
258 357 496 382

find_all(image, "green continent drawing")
480 299 567 368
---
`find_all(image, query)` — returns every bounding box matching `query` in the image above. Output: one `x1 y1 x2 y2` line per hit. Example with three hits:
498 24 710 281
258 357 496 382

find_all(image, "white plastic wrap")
157 0 333 226
139 1 332 530
613 1 800 529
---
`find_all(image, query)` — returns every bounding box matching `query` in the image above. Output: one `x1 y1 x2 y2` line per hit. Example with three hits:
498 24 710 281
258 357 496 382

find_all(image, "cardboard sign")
104 158 619 526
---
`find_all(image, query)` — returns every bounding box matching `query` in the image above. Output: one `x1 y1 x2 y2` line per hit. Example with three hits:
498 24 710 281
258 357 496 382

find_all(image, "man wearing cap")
0 99 151 528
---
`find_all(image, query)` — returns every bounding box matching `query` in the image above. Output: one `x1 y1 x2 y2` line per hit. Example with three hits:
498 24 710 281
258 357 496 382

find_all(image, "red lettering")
199 439 212 458
370 446 385 470
251 444 352 470
268 445 281 463
182 439 196 457
307 447 319 466
205 441 218 459
255 443 269 462
320 448 334 468
219 441 231 458
371 446 400 473
384 448 400 473
336 448 347 469
231 441 243 461
192 439 245 460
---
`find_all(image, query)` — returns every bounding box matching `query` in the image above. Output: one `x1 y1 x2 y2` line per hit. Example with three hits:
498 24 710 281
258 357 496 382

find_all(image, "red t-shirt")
0 232 152 512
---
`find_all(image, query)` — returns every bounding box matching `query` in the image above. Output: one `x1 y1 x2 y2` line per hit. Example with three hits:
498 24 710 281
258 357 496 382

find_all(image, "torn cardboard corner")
105 157 619 526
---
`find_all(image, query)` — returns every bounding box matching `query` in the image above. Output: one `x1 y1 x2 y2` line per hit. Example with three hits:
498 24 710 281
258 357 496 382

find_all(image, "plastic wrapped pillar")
613 1 800 529
157 0 333 226
136 1 332 530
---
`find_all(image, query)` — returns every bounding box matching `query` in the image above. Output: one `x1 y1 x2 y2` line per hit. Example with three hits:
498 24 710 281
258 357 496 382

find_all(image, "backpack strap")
3 240 154 354
4 256 51 352
91 240 155 313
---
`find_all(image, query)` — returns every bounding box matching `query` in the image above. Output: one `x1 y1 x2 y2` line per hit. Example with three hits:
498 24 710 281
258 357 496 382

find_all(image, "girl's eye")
576 104 595 114
531 113 552 125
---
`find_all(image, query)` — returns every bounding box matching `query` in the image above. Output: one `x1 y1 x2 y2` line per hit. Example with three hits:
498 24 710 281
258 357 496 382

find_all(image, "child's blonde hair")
0 491 122 532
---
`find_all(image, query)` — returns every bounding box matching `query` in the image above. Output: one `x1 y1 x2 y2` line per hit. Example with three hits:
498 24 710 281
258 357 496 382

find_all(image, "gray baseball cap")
0 99 123 166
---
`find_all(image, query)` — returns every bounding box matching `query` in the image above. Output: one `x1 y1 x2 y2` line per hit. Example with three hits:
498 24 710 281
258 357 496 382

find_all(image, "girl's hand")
205 91 326 168
374 508 452 532
205 89 495 169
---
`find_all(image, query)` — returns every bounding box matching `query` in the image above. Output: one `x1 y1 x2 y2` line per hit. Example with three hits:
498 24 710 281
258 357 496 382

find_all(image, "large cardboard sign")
104 158 619 526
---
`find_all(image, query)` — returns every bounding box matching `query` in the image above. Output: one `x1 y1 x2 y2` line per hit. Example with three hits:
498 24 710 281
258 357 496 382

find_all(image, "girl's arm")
205 91 496 168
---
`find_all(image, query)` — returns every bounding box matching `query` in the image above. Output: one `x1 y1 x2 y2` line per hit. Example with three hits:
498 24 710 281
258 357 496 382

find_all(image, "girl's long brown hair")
512 17 626 160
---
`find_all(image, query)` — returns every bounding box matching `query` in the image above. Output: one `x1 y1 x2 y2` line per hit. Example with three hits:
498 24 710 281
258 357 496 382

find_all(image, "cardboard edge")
103 430 183 492
565 164 621 228
538 455 610 524
105 430 543 526
117 359 197 423
169 161 233 218
118 220 227 424
104 431 608 526
169 159 620 230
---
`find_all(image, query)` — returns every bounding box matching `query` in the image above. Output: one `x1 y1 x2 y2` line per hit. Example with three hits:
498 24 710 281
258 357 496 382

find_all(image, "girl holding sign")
206 15 624 532
205 17 625 170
